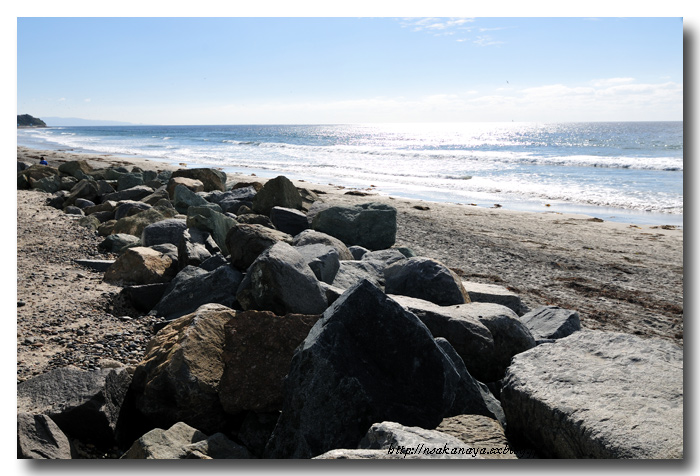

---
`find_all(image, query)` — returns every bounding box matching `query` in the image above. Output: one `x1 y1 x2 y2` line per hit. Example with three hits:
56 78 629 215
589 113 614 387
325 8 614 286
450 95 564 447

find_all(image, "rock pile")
17 160 684 459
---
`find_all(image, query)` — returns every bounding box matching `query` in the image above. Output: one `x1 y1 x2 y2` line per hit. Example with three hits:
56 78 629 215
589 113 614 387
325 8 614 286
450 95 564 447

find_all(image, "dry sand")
16 147 684 382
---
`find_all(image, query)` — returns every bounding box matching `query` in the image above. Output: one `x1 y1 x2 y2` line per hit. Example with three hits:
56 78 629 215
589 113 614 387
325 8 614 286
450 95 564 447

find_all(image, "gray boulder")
295 244 340 284
311 202 397 250
177 229 214 269
17 413 72 459
385 257 470 306
114 201 152 220
186 206 237 255
462 281 526 315
362 248 407 265
63 179 100 207
17 367 131 446
251 175 303 215
172 184 214 214
151 265 243 320
58 160 93 179
331 259 388 290
102 185 155 203
64 205 83 215
500 330 683 459
141 218 188 247
111 206 178 237
349 245 369 260
270 206 309 236
390 295 535 383
518 305 581 344
235 213 275 228
237 242 328 315
225 223 293 271
98 233 140 254
117 172 145 191
171 168 227 192
292 229 354 260
263 280 477 459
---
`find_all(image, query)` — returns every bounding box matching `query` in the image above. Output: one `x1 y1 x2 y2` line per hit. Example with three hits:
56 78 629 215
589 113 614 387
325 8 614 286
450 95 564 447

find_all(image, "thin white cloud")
58 97 66 101
399 17 474 34
592 77 636 87
474 35 504 47
84 98 91 102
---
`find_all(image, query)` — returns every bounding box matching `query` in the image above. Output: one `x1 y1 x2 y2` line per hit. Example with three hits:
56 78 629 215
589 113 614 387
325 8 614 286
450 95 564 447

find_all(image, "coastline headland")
16 146 683 459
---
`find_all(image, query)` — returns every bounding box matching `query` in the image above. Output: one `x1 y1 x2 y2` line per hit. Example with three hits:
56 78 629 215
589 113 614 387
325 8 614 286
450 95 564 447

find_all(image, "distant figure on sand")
39 158 48 165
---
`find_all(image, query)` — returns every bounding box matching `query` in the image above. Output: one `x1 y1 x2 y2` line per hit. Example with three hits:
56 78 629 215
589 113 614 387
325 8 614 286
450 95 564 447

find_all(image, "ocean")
17 122 683 226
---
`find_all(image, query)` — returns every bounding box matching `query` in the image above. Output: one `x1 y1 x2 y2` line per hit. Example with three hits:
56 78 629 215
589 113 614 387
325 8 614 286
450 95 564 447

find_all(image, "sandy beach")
16 146 684 382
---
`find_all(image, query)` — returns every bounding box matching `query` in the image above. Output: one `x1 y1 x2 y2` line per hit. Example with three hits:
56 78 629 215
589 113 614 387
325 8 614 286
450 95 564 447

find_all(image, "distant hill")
17 114 47 127
42 117 138 126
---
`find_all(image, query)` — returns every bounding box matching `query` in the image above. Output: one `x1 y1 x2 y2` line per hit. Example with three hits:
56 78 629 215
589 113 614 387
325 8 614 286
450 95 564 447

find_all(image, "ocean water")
17 122 683 226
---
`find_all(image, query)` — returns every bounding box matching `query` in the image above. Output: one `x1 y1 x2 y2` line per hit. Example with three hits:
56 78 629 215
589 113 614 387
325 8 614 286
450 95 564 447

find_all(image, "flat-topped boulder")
311 202 397 250
518 305 581 344
166 176 204 198
103 246 177 285
171 167 227 192
500 330 683 458
461 280 526 315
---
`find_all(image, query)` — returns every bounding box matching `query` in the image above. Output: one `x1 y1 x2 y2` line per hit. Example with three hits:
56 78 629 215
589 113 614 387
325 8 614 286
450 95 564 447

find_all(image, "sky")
16 15 684 124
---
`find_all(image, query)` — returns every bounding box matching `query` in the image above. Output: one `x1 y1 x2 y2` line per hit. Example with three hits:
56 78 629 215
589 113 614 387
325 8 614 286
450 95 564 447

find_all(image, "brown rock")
219 310 321 414
167 176 205 199
171 168 227 192
436 414 517 459
130 304 235 434
103 246 176 285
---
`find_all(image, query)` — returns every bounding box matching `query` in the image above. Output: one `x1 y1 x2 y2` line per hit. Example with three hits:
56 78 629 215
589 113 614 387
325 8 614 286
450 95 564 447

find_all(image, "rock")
32 175 78 193
63 179 100 208
186 206 237 255
500 330 683 459
311 202 397 250
95 179 116 197
518 305 581 344
437 415 518 459
263 280 474 459
74 197 95 209
114 201 152 220
141 218 188 247
172 184 214 214
45 191 67 209
349 245 369 260
200 253 229 271
292 229 354 260
98 233 140 254
17 413 72 459
171 168 227 192
296 244 340 284
362 248 407 265
139 188 170 207
177 229 213 269
251 175 303 215
111 206 178 237
166 176 204 198
358 421 477 459
219 311 321 414
314 449 420 459
331 259 387 290
17 367 131 446
235 213 275 229
121 283 170 313
237 242 328 315
462 281 526 315
152 265 243 320
117 172 145 191
270 206 309 236
20 164 60 183
318 281 345 305
77 215 100 231
84 200 118 215
237 412 280 458
206 186 257 205
130 304 234 434
391 295 534 383
63 205 84 215
121 422 250 459
225 223 293 271
102 185 155 203
97 220 117 236
58 160 94 179
385 257 470 306
103 246 177 285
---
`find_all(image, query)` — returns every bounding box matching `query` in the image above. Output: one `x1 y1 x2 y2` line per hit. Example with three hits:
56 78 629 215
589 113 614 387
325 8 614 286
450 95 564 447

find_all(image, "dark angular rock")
263 280 474 459
114 201 152 220
186 206 237 255
172 168 227 192
385 257 470 306
237 412 280 458
295 244 340 284
17 367 131 446
172 184 214 214
200 253 229 271
140 218 188 247
58 160 94 179
117 172 145 191
63 179 100 208
331 259 388 290
311 202 397 250
151 265 243 321
348 245 369 260
17 413 72 459
111 206 178 237
121 282 170 313
98 233 141 254
102 185 155 203
225 223 293 271
270 206 310 236
251 175 303 215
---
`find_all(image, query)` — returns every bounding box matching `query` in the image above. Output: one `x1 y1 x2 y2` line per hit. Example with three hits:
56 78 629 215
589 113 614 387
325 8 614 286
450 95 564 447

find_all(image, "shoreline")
16 146 683 354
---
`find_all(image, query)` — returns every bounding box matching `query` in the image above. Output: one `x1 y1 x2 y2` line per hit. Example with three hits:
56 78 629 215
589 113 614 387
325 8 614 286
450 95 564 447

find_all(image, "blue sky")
17 16 683 124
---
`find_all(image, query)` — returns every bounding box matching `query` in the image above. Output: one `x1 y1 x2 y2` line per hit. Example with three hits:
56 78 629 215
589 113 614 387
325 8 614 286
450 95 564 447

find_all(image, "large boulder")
177 228 216 269
186 206 237 255
311 202 397 250
17 413 72 459
121 422 251 459
462 281 526 316
263 280 480 459
117 172 145 191
63 179 100 208
331 259 387 290
270 206 309 236
151 265 243 321
103 246 177 285
295 244 340 284
17 367 131 446
166 176 204 198
206 186 258 214
102 185 155 203
292 229 354 260
172 184 214 214
58 160 94 179
32 175 78 194
225 223 293 271
236 242 328 315
114 201 152 220
251 175 303 215
130 304 234 435
385 257 470 306
500 330 683 459
141 218 188 247
390 295 535 383
218 310 321 414
518 305 581 344
171 168 227 192
98 233 140 254
111 206 178 237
